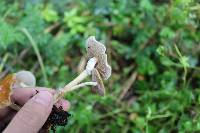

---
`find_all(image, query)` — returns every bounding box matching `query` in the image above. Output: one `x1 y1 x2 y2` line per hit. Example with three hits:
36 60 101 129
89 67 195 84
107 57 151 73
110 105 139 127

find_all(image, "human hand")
0 87 70 133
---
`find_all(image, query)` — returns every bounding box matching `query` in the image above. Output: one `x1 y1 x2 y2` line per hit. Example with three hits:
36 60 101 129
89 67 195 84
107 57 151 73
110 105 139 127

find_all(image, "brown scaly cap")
86 36 111 80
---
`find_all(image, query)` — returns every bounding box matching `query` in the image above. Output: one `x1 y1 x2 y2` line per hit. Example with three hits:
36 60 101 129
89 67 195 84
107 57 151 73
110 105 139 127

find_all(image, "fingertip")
33 91 53 109
55 99 70 111
62 100 70 111
35 87 56 95
11 88 36 105
11 87 56 106
4 91 54 133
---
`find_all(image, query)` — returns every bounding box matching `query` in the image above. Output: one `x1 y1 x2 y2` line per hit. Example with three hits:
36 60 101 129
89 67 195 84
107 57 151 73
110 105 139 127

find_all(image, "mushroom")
0 74 16 108
0 70 36 109
86 36 111 95
53 36 112 102
14 70 36 88
91 68 105 96
86 36 111 80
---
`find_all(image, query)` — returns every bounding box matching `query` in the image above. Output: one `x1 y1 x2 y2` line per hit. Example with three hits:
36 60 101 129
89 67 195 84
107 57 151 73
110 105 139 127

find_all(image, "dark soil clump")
43 105 71 132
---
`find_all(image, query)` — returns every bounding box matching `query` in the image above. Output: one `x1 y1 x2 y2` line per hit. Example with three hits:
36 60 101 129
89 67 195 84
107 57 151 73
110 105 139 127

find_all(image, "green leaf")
180 56 190 67
156 45 166 56
140 0 153 12
136 56 157 75
41 5 59 22
160 56 176 67
160 27 175 39
0 21 24 49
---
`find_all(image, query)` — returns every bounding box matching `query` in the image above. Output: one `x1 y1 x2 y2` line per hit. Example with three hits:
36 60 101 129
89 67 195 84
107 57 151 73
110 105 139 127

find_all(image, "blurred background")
0 0 200 132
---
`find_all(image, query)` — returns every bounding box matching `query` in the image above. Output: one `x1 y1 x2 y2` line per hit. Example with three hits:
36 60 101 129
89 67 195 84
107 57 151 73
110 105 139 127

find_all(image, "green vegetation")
0 0 200 132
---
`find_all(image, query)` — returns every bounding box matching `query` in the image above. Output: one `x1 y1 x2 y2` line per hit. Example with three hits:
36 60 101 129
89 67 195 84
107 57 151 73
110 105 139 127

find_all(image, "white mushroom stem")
63 70 89 90
53 57 97 103
63 57 97 90
86 57 97 75
63 82 97 93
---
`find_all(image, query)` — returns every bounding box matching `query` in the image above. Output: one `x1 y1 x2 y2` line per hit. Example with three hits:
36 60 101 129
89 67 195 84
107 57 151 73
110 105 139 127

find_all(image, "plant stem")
0 53 9 73
53 70 89 103
148 113 172 120
1 8 12 21
174 44 188 86
53 58 97 103
21 28 48 85
66 82 97 92
63 70 89 90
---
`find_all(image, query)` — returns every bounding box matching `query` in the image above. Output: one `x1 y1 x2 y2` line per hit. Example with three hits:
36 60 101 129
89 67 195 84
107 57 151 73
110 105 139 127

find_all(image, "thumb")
4 91 53 133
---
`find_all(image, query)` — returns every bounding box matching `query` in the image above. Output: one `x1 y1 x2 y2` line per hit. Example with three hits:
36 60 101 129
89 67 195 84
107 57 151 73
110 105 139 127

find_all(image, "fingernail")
33 91 53 107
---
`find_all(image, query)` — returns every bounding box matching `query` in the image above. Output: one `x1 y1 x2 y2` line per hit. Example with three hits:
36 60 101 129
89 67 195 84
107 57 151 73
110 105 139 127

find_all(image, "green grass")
0 0 200 132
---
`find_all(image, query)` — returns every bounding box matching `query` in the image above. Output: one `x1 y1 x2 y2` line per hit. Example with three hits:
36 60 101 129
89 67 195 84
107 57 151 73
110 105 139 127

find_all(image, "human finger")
4 91 53 133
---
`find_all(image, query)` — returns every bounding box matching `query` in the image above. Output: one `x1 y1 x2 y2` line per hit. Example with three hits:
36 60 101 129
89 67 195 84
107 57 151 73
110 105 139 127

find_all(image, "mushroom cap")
86 36 106 58
0 74 16 108
86 36 111 80
15 70 36 87
96 54 111 80
91 68 105 96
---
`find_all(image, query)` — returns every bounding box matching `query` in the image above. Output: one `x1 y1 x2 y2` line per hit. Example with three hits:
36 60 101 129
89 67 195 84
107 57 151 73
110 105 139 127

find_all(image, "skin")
0 87 70 133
